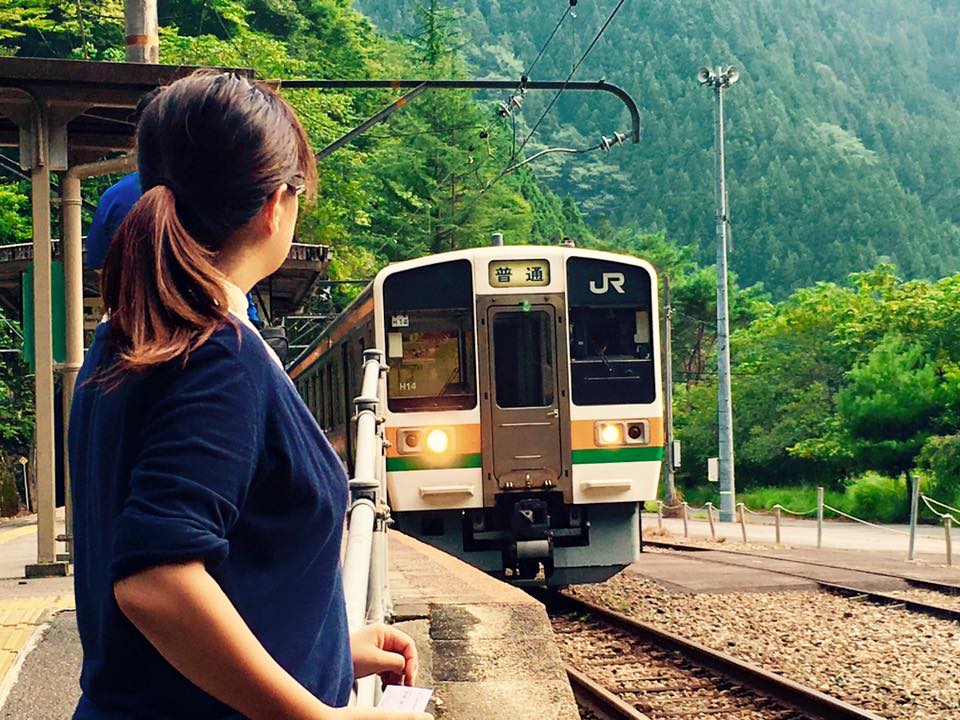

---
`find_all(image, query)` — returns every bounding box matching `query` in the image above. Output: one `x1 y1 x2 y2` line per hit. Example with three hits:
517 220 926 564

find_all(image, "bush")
914 435 960 506
0 456 21 517
840 471 908 523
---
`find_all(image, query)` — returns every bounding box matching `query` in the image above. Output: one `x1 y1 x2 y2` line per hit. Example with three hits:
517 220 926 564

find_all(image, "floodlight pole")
700 66 738 522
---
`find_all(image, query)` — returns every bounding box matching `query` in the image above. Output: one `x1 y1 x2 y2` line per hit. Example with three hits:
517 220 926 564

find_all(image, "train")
288 243 663 586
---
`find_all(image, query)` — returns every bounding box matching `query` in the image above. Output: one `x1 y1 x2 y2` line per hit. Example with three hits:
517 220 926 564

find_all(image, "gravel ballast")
569 574 960 719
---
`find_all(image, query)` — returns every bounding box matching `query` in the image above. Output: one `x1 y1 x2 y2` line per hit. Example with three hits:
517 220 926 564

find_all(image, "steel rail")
565 664 649 720
555 592 885 720
642 541 960 623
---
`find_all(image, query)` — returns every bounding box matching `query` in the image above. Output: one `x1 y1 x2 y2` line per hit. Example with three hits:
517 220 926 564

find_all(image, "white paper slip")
377 685 433 713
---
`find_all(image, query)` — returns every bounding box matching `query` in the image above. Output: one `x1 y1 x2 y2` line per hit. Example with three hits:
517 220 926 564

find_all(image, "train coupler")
503 499 554 582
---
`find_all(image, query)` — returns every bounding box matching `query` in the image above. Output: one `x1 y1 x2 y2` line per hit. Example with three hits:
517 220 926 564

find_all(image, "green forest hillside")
358 0 960 296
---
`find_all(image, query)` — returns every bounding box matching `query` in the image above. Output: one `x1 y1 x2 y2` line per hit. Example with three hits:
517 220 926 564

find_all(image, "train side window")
567 257 656 406
307 374 315 421
313 369 330 429
327 362 336 426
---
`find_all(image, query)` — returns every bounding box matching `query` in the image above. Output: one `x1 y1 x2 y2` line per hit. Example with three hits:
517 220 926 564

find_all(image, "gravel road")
569 574 960 719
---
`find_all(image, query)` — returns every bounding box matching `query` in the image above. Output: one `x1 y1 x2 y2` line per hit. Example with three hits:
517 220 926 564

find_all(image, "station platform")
0 518 578 720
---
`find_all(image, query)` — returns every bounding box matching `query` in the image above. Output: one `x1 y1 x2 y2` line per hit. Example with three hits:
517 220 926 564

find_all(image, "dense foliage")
676 265 960 515
360 0 960 297
0 0 592 466
2 2 960 521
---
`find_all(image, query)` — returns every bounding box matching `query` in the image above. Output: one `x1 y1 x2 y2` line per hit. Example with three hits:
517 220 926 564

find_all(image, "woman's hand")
350 624 419 686
331 709 431 720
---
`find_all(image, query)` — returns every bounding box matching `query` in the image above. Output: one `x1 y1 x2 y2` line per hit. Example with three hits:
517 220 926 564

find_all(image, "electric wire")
485 0 629 193
522 1 576 81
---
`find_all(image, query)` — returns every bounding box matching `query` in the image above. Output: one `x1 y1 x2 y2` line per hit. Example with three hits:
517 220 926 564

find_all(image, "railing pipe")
342 498 376 634
340 350 388 707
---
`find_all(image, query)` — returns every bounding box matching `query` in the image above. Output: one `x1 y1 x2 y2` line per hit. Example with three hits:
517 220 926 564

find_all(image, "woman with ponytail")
69 71 429 720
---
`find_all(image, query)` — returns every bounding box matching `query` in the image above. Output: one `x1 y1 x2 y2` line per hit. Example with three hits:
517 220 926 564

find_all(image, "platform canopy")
0 57 329 576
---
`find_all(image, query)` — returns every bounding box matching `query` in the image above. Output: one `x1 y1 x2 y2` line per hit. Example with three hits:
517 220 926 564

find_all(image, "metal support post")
706 502 716 540
57 155 136 565
60 173 82 562
774 506 782 546
124 0 159 63
25 163 65 577
737 502 747 543
715 76 735 524
908 475 920 561
697 66 739 523
681 501 689 537
946 516 953 567
662 274 678 505
656 501 663 530
816 487 824 550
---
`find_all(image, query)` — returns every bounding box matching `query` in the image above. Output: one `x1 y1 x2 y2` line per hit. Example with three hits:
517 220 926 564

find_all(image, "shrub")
841 471 908 523
914 435 960 506
0 455 20 517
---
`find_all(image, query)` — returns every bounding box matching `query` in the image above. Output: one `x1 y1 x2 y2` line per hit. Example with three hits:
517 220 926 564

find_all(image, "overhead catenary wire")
484 0 629 193
522 0 577 81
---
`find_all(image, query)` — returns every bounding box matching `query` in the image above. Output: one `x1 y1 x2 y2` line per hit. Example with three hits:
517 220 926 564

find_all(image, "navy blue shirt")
85 173 262 325
69 320 353 719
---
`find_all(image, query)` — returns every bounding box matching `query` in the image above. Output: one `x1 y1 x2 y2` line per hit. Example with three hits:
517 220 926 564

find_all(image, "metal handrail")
341 349 391 706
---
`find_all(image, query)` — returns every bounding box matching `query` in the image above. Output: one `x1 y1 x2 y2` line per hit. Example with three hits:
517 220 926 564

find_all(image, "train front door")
479 299 567 503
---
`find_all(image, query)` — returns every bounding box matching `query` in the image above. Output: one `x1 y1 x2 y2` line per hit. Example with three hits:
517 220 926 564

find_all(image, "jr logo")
589 272 626 295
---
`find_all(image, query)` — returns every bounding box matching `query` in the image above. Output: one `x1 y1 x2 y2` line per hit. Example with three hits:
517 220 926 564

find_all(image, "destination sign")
488 259 551 288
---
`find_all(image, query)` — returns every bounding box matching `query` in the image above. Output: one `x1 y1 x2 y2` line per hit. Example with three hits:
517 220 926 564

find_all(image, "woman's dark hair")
101 70 316 375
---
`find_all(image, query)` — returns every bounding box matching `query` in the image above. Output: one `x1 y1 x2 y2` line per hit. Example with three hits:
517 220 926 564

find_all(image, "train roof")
371 244 658 290
287 244 657 375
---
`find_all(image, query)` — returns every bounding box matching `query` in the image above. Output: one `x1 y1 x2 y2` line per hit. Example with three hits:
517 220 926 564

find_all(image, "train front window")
386 311 476 411
383 259 477 412
567 257 656 406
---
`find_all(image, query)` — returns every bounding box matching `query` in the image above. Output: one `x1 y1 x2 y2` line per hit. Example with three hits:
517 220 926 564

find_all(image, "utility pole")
697 65 739 522
662 273 678 506
124 0 159 63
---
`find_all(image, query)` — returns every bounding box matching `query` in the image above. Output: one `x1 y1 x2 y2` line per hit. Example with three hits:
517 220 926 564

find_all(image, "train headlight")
398 427 454 455
596 422 624 446
426 428 450 454
594 420 650 447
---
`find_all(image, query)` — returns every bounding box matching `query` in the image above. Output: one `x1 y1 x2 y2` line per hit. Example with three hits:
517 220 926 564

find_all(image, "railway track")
551 592 884 720
642 540 960 623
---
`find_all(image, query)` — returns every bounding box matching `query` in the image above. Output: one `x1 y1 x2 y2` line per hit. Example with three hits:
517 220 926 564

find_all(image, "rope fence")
654 478 958 566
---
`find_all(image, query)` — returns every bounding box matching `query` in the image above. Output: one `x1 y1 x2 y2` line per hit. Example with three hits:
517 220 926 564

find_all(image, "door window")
493 310 554 408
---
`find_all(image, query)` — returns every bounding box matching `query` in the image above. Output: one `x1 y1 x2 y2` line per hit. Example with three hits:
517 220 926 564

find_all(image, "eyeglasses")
286 175 306 197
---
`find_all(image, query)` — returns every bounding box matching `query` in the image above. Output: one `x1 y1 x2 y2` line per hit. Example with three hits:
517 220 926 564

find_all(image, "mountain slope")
356 0 960 295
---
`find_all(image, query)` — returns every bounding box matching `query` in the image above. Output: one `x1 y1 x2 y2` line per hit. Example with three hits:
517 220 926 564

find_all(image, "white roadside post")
908 475 920 561
816 487 824 549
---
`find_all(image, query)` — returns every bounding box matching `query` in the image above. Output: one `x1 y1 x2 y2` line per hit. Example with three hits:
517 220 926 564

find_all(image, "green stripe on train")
386 447 663 471
572 447 664 464
386 453 483 472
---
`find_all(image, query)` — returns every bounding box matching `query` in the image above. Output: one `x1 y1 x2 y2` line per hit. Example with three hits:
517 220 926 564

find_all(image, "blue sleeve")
246 293 261 324
111 341 265 580
85 199 115 271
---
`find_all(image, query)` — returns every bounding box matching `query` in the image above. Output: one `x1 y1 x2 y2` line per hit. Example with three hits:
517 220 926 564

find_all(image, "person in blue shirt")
85 91 263 327
69 71 428 720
